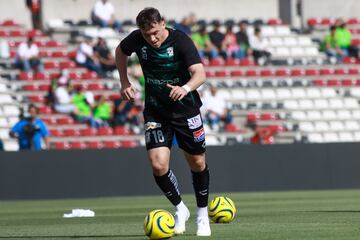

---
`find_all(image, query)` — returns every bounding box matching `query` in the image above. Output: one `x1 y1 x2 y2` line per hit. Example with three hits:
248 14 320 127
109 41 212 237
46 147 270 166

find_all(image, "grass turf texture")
1 189 360 239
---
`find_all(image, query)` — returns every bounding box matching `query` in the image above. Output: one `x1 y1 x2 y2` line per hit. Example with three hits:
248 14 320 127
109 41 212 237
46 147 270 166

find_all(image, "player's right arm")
115 45 135 101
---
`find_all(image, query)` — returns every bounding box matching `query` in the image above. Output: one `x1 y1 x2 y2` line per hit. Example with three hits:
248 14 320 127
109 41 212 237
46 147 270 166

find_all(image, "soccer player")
115 7 211 237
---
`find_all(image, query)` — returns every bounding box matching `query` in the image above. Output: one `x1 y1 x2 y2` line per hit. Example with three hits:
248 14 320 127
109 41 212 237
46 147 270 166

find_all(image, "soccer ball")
144 209 175 239
208 196 236 223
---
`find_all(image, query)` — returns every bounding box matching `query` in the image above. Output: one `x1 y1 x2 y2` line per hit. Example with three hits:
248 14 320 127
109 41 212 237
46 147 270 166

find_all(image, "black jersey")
120 28 203 118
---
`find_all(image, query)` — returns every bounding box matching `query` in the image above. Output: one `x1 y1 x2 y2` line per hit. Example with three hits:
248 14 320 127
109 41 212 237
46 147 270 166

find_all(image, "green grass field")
1 189 360 239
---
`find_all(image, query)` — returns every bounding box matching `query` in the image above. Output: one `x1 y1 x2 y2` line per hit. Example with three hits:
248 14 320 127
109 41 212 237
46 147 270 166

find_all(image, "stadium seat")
59 61 77 69
114 126 131 135
103 140 121 148
63 129 79 137
42 118 56 125
19 72 33 80
81 71 98 79
344 121 360 130
57 117 75 125
329 121 345 131
121 140 138 148
38 106 52 114
307 133 323 143
87 141 103 149
80 128 97 136
34 72 49 80
337 110 352 119
53 142 69 150
22 84 37 91
291 111 307 120
322 110 337 120
49 129 63 137
69 141 87 149
307 110 322 120
28 95 44 102
38 84 50 91
97 127 113 136
230 70 243 77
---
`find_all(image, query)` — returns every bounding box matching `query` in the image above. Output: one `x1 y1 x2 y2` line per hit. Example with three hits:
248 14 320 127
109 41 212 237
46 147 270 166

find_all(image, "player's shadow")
0 234 145 239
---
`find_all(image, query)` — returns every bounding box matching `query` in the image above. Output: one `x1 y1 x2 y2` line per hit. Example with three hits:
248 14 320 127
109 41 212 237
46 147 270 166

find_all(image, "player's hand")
120 83 136 101
166 84 188 101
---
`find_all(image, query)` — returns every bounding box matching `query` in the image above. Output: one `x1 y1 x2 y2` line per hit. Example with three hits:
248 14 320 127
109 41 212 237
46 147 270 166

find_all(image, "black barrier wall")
1 144 360 200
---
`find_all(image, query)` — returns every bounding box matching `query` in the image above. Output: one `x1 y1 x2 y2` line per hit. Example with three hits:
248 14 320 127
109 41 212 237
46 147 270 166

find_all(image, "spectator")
191 25 219 60
25 0 42 30
73 94 101 128
322 25 346 63
201 85 232 131
249 27 271 65
174 16 192 35
75 37 105 76
15 37 44 72
222 25 245 59
334 18 358 58
9 104 49 150
113 98 140 129
53 70 76 114
236 20 252 57
247 122 275 144
93 95 112 126
208 20 226 58
93 37 116 75
91 0 122 32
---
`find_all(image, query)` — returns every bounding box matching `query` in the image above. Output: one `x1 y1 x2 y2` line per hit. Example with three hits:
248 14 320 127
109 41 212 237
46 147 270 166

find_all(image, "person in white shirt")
53 73 76 114
92 0 122 31
249 27 271 65
15 37 44 72
201 85 232 131
75 37 104 76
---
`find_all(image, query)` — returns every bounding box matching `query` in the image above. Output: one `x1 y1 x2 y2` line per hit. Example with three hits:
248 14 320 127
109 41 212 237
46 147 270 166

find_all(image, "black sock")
192 165 210 208
154 169 182 206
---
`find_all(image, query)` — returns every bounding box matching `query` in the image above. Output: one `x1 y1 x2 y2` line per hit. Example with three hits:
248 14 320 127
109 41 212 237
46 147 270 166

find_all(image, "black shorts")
143 110 206 155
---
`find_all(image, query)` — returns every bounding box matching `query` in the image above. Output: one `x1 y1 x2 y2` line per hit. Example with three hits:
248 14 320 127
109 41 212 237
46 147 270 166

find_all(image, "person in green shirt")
323 25 346 63
334 18 358 58
73 95 100 128
93 95 112 126
191 25 218 59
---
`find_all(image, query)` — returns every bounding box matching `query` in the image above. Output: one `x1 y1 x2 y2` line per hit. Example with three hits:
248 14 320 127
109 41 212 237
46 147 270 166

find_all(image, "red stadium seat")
0 30 8 37
51 51 66 58
334 68 346 75
347 18 359 25
260 69 273 77
313 79 326 86
230 70 243 77
267 18 282 25
247 112 259 122
38 105 53 114
10 30 26 37
245 70 258 77
19 72 33 80
327 79 341 86
209 58 224 66
38 84 50 91
275 69 288 76
81 71 98 79
57 117 75 125
225 58 239 66
97 127 113 136
69 141 86 149
49 129 63 137
215 70 228 77
109 94 121 101
87 83 104 90
224 123 241 133
22 84 37 91
67 51 77 58
46 40 63 47
34 72 49 80
59 61 77 69
320 18 332 25
305 69 318 76
307 18 319 26
80 128 97 136
351 38 360 45
342 57 356 64
348 68 359 75
341 79 355 86
28 95 44 102
290 69 303 76
44 61 58 69
63 129 79 137
53 142 69 150
121 140 138 148
260 113 277 120
87 141 103 149
319 68 332 75
239 58 254 66
1 19 18 26
103 140 121 148
27 29 43 37
42 118 56 125
114 126 131 135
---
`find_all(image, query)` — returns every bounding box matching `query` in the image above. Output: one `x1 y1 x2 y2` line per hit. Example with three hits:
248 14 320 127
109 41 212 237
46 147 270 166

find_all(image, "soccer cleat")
196 217 211 237
174 208 190 235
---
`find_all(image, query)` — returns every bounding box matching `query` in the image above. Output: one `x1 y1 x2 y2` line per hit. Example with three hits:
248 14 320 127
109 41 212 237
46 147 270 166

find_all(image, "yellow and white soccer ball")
208 196 236 223
144 209 175 239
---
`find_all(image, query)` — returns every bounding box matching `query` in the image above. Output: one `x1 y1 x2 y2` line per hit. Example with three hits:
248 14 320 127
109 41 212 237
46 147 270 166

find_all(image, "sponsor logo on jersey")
166 47 174 57
146 77 180 85
193 127 205 142
141 46 147 60
187 114 202 129
145 122 161 131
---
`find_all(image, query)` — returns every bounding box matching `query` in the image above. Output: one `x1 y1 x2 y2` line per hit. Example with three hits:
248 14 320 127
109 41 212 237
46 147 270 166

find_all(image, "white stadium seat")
307 110 322 120
307 133 323 143
338 132 354 142
337 110 352 119
275 26 291 35
329 121 345 131
292 111 307 120
3 141 19 151
283 37 298 46
291 88 306 98
299 122 314 132
290 47 305 56
314 121 329 131
269 37 283 47
352 110 360 119
314 99 329 109
276 47 290 56
321 88 337 98
261 89 276 100
276 89 291 99
284 100 299 109
323 132 339 142
344 98 359 109
306 88 321 98
298 99 314 109
344 121 360 130
0 117 8 127
328 99 344 109
322 110 337 120
231 89 246 100
246 89 261 100
2 105 20 116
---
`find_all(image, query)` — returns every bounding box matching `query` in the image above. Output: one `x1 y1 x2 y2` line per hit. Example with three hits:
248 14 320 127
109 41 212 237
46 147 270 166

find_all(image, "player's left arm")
167 63 206 101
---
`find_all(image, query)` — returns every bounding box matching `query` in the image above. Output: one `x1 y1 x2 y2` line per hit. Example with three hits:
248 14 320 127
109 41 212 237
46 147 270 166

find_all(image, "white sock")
175 201 188 213
197 207 208 219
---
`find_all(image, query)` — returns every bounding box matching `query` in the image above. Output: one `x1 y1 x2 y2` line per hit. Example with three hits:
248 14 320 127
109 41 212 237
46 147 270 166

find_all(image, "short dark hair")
330 25 336 31
136 7 163 30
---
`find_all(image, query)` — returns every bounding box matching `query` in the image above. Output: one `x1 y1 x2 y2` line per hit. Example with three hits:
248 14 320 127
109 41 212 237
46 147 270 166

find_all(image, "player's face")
141 21 167 48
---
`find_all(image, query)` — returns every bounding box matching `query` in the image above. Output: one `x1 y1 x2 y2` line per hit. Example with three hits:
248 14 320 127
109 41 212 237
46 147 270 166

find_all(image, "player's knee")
151 162 168 176
190 154 206 172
